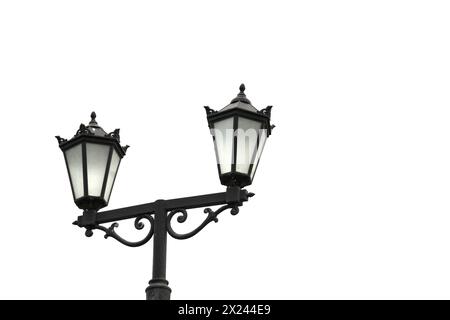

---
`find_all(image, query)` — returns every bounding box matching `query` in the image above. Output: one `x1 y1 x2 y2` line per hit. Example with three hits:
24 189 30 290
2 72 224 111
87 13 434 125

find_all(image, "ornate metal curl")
75 123 94 136
259 105 272 118
167 204 239 240
55 135 67 145
106 128 121 142
204 106 217 115
85 214 155 247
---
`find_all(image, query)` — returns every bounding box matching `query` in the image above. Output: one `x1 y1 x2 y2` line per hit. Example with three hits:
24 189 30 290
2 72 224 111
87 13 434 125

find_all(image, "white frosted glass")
212 118 234 174
86 143 110 197
251 129 267 180
236 117 260 174
65 144 84 199
104 149 120 203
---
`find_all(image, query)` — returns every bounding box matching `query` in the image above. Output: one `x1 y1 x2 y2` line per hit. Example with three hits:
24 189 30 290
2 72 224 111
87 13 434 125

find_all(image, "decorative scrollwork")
106 128 121 142
204 106 217 115
85 214 155 247
75 123 94 136
259 105 272 118
55 135 67 145
167 204 239 240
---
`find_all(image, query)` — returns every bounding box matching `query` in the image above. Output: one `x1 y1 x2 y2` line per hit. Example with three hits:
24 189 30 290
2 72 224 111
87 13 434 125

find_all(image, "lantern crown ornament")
56 112 129 211
205 84 274 188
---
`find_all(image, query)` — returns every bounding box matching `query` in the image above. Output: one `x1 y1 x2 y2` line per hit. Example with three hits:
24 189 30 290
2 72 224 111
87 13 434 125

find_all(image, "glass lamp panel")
64 144 84 199
212 117 234 174
104 149 121 203
250 129 267 180
86 143 110 197
236 117 261 174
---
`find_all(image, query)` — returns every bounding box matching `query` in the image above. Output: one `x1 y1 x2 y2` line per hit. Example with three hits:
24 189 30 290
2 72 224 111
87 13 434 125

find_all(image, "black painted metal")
82 142 88 197
82 214 155 247
146 201 171 300
165 188 251 210
86 202 158 225
167 204 239 240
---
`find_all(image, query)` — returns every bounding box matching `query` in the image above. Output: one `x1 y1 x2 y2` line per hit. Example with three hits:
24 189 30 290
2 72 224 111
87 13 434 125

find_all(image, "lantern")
205 84 273 187
56 112 128 210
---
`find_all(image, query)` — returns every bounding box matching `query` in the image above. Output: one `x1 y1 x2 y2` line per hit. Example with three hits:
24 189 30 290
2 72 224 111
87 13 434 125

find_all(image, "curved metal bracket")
85 214 155 247
167 204 239 240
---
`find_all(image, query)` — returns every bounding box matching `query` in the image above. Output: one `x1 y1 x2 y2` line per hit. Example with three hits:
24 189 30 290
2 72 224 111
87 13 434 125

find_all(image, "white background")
0 0 450 299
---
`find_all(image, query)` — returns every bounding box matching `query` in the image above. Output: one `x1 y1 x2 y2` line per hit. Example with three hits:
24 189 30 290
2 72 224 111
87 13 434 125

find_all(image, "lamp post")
56 84 274 300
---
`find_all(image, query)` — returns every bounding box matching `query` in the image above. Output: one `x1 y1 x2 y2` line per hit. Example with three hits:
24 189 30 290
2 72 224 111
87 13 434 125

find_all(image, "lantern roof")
220 84 258 113
55 111 129 157
204 84 274 136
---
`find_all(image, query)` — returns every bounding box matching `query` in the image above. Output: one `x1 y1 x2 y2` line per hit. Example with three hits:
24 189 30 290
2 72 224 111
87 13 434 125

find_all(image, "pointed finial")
89 111 98 125
230 83 251 104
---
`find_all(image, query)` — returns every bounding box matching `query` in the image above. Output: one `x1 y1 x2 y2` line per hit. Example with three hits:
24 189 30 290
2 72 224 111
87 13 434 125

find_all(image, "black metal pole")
145 200 171 300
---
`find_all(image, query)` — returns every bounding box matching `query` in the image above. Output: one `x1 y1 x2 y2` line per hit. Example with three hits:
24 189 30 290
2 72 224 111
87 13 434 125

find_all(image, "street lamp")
56 84 274 300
